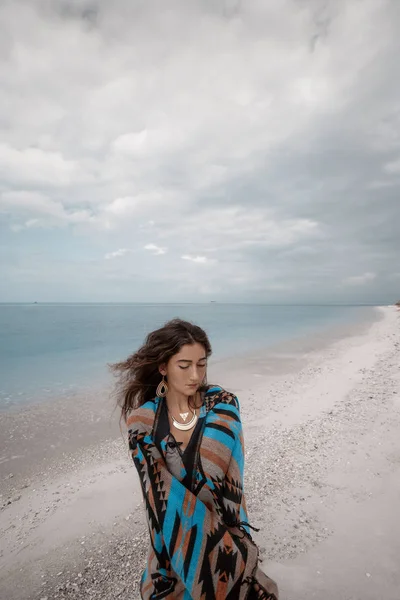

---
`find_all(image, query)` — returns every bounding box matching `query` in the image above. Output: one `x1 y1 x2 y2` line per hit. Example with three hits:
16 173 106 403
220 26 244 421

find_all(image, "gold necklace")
171 408 198 431
166 393 200 431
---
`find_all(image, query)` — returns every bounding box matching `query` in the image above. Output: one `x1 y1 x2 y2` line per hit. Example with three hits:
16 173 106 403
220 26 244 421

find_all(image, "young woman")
112 318 278 600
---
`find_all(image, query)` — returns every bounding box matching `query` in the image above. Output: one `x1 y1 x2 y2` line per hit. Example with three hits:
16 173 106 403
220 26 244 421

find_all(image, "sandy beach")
1 306 399 600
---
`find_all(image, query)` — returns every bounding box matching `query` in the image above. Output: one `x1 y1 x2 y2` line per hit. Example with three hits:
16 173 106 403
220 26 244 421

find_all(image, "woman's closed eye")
179 364 207 370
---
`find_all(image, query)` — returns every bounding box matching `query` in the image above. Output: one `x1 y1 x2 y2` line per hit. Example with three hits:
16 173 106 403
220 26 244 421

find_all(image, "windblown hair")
110 318 212 423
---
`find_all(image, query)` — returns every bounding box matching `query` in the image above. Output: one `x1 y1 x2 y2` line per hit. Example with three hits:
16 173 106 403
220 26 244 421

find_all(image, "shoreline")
0 306 380 497
0 304 377 415
1 306 399 599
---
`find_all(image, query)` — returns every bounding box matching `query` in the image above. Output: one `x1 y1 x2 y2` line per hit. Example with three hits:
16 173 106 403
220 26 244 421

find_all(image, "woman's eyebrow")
177 358 207 363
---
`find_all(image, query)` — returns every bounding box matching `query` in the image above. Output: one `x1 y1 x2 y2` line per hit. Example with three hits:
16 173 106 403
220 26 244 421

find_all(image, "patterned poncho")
127 385 278 600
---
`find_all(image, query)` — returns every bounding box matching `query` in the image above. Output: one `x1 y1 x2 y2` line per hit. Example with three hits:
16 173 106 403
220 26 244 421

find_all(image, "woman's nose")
190 366 199 381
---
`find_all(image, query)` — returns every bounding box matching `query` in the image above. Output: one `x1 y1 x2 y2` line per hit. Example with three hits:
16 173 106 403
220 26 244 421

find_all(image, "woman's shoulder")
204 386 242 439
204 385 240 412
126 398 157 430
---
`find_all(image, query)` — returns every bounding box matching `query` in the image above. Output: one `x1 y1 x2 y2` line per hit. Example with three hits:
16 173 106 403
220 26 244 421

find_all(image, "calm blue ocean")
0 303 375 409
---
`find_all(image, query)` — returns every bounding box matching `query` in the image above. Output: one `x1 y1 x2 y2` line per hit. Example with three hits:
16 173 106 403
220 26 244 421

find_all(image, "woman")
112 318 278 600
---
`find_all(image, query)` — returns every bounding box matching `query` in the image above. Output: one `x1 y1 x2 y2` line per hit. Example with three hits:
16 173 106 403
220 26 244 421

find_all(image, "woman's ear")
159 364 167 376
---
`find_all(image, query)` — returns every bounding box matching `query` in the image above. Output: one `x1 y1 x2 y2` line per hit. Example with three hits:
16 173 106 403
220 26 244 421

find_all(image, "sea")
0 303 376 410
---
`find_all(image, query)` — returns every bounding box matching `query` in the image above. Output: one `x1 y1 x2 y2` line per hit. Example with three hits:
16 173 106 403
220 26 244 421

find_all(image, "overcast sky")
0 0 399 304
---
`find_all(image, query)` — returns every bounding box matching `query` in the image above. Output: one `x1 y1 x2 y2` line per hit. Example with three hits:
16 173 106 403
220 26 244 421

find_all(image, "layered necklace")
171 408 198 431
168 395 199 431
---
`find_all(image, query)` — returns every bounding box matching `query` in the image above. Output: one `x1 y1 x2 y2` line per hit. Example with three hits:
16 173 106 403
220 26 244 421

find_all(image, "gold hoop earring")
156 376 168 398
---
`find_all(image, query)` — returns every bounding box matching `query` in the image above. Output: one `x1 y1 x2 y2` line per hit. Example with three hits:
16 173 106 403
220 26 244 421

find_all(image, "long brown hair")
110 318 212 423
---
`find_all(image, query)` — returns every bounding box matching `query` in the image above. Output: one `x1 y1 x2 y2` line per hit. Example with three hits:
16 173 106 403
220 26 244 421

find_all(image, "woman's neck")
166 390 197 414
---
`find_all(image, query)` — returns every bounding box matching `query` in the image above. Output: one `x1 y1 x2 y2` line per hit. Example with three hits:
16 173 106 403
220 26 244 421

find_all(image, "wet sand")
1 306 399 599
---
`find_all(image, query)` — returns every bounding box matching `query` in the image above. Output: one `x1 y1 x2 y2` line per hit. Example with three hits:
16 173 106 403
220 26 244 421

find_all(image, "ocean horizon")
0 302 377 410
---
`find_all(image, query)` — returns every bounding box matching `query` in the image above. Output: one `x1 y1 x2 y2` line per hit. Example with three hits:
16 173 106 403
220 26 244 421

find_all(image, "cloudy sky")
0 0 399 304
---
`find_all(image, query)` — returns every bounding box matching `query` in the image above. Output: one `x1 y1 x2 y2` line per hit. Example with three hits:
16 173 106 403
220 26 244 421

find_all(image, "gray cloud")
0 0 399 303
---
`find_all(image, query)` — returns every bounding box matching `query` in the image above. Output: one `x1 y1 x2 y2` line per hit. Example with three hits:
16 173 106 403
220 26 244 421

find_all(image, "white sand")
1 306 399 600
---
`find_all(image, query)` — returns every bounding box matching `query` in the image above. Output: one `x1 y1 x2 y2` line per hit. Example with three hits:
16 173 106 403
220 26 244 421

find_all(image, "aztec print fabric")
127 386 278 600
155 397 203 491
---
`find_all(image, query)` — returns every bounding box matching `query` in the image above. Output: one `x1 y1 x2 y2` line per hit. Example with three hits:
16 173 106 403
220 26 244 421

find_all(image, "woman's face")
160 343 207 397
